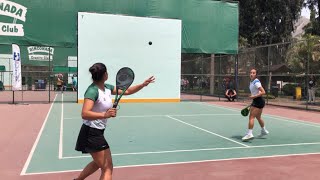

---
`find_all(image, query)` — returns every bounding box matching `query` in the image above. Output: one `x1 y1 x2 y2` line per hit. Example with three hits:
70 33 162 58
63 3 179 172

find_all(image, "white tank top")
249 78 262 96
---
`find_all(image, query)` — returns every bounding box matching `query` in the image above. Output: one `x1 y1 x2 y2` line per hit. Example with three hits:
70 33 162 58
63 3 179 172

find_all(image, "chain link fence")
1 39 319 111
0 44 77 103
181 39 320 111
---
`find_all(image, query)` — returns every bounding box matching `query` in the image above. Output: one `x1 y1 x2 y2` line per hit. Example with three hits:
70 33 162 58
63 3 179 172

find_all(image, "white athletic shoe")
242 134 254 141
259 129 269 137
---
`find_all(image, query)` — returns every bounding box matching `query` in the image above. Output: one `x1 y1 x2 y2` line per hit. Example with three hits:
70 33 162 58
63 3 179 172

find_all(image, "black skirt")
251 97 265 109
75 124 109 154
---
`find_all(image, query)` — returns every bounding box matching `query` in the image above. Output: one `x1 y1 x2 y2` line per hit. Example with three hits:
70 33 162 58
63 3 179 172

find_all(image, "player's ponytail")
89 63 107 81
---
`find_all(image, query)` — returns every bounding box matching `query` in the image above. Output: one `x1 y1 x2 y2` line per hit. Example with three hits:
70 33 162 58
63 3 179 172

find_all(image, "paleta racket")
113 67 135 108
241 104 251 116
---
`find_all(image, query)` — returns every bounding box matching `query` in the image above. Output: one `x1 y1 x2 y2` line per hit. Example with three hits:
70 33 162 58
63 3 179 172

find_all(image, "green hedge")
282 84 297 96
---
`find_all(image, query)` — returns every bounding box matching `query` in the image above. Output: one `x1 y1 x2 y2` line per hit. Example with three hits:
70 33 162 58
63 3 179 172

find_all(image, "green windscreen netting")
53 66 77 73
0 0 238 55
0 66 5 71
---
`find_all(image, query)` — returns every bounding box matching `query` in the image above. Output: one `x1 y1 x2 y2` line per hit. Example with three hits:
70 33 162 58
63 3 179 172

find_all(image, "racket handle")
113 102 118 108
113 89 126 109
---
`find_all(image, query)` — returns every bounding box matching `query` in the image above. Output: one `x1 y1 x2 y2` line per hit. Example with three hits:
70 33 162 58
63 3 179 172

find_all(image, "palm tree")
286 34 320 74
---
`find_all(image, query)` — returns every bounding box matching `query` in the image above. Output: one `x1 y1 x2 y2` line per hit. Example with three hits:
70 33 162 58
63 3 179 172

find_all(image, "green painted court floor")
21 94 320 175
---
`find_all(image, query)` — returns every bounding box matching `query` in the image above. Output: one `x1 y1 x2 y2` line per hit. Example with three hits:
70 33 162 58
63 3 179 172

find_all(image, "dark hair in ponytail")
89 63 107 81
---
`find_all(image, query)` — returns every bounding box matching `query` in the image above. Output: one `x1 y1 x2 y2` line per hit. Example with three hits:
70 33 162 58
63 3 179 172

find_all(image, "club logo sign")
0 0 27 36
28 46 54 61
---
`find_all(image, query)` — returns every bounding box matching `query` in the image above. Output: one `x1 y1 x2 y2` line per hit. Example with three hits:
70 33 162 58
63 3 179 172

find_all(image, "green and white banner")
0 0 27 36
12 43 21 90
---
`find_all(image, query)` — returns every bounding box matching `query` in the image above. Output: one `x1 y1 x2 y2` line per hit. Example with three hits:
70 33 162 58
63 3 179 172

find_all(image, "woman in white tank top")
242 68 269 142
74 63 155 180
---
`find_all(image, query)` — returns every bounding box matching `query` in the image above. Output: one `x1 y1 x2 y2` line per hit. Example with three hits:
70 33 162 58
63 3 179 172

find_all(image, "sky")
301 7 311 19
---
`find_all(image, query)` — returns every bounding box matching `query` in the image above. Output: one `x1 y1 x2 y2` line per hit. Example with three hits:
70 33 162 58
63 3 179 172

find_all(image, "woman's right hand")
103 108 117 118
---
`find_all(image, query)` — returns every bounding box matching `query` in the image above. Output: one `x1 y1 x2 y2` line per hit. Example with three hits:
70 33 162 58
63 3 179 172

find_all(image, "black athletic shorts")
75 124 109 154
251 97 265 109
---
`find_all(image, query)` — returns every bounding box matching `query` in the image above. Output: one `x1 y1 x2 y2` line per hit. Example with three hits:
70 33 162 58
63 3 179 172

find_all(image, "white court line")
193 102 320 128
266 116 320 128
20 94 58 175
61 142 320 159
58 94 64 159
64 113 239 119
63 146 246 159
23 152 320 176
166 115 249 147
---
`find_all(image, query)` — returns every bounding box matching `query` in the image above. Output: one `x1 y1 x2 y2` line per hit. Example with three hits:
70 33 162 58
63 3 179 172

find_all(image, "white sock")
247 129 253 135
262 127 267 131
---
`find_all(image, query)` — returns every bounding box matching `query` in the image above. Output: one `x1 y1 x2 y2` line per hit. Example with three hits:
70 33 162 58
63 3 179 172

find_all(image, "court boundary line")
194 102 320 128
20 94 58 175
64 113 239 119
22 152 320 176
58 93 64 159
61 141 320 159
166 115 249 147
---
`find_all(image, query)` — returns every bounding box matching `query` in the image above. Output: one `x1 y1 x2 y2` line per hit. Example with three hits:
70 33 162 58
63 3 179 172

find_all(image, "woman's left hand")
142 76 155 87
249 95 255 99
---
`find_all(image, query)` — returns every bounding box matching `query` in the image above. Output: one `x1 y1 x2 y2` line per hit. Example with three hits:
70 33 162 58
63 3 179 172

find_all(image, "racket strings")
116 68 134 90
113 67 135 108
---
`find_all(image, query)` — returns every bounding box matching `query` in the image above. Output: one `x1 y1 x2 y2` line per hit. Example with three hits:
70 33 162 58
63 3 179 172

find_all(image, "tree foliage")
240 0 304 46
303 0 320 35
286 34 320 73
